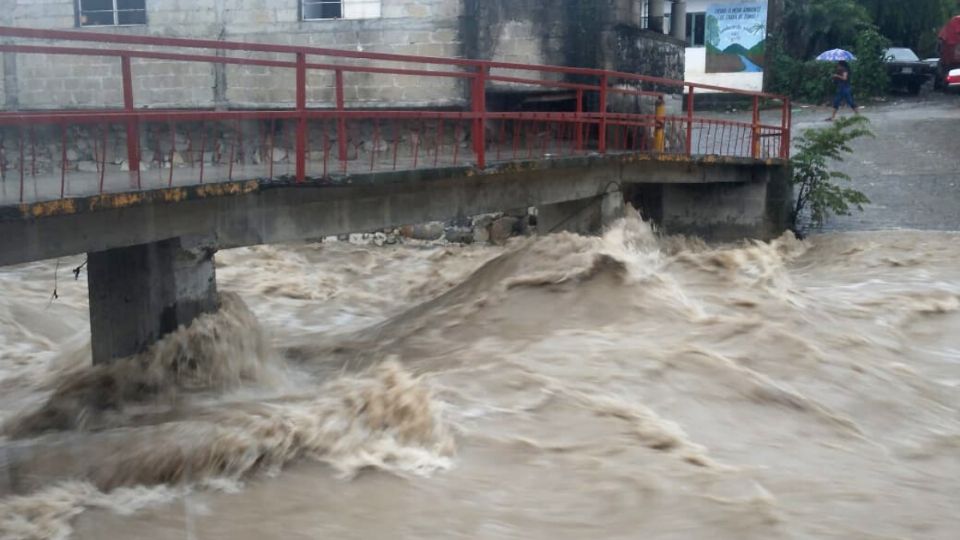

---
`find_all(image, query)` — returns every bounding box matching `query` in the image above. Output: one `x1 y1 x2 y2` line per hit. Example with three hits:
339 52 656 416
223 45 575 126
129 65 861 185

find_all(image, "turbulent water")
0 212 958 539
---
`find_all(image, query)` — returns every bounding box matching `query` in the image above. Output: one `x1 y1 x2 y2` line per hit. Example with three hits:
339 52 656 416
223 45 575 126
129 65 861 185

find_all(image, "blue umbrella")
816 49 857 61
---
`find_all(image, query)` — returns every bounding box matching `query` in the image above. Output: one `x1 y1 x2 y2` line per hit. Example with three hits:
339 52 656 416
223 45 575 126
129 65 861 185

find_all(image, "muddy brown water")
1 213 958 539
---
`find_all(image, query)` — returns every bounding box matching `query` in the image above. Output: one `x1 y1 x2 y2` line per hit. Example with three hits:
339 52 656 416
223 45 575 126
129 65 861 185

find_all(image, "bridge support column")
87 237 218 364
538 190 624 235
626 166 793 241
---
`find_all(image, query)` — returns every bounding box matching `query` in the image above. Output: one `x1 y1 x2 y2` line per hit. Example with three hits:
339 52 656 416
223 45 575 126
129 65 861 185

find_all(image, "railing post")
18 127 24 203
471 64 488 168
598 74 608 154
335 69 347 163
653 96 666 153
686 85 694 156
295 51 307 182
780 97 791 159
121 54 140 187
575 88 584 152
751 95 760 159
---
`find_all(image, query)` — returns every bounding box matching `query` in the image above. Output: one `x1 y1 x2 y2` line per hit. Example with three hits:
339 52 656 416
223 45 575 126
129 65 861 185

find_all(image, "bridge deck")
0 137 783 208
0 152 789 264
0 25 793 265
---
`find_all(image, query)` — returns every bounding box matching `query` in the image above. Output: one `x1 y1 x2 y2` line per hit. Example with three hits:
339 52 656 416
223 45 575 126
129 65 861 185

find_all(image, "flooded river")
1 213 958 539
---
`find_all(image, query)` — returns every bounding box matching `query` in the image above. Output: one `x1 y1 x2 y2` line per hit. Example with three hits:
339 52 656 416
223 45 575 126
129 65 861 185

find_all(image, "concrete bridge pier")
87 237 218 364
538 190 625 235
625 166 794 241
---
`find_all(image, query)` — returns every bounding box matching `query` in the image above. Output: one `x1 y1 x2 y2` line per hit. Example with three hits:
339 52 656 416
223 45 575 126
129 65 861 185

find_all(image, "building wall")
465 0 684 92
3 0 688 111
685 46 763 91
607 26 686 85
0 1 690 179
668 0 767 92
4 0 465 110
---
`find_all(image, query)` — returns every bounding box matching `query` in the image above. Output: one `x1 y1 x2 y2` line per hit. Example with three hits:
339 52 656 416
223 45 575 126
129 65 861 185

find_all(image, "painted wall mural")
705 2 767 73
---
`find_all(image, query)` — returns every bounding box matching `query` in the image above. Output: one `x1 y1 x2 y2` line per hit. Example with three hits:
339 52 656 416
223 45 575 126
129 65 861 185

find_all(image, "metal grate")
302 0 342 20
78 0 147 27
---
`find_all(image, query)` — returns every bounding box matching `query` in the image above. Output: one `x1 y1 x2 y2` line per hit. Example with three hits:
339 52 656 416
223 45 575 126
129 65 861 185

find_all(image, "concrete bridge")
0 27 793 364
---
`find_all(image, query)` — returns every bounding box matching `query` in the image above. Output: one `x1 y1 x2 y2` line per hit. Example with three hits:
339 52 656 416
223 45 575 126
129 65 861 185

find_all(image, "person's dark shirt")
835 65 851 88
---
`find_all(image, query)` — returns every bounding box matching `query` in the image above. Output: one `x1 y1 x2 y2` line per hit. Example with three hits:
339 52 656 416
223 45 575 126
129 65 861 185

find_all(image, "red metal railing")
0 26 791 204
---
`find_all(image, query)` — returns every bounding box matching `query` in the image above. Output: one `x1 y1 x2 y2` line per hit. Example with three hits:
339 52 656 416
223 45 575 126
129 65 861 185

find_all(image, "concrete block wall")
5 1 686 111
3 0 465 110
485 19 557 90
9 0 75 28
18 54 117 109
222 22 462 108
132 57 216 108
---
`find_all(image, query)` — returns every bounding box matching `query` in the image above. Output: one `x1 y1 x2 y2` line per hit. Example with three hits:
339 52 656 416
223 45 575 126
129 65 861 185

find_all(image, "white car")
948 68 960 92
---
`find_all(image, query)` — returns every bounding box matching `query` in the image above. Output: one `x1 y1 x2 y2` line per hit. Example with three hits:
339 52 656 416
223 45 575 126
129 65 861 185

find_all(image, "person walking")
828 60 859 121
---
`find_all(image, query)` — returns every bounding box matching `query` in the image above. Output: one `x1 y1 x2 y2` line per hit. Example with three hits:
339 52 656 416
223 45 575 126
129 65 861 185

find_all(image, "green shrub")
768 39 836 104
851 27 890 99
790 115 873 232
768 27 890 103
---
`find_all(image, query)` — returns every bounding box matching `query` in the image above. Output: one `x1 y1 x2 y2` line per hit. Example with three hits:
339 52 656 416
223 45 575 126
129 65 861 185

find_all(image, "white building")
666 0 770 92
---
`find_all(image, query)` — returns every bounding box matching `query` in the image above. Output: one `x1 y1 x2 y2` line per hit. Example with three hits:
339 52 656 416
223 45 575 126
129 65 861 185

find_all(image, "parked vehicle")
937 16 960 89
883 48 932 94
947 68 960 93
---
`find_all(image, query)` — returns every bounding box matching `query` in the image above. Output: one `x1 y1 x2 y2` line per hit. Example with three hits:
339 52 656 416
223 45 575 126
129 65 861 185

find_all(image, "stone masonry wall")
606 25 685 86
4 0 465 110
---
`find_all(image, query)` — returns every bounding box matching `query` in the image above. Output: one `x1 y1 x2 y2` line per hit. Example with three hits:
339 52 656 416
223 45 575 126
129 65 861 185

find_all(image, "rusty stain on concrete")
7 156 784 222
88 192 147 212
11 180 261 221
23 198 78 219
195 181 259 198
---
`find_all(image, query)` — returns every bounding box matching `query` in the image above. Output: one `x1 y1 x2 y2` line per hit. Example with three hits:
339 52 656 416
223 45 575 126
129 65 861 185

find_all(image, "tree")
851 27 890 99
790 116 873 232
782 0 872 59
855 0 955 56
778 0 956 59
